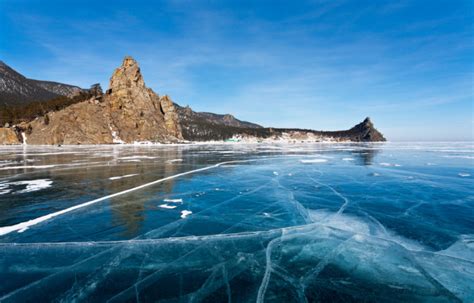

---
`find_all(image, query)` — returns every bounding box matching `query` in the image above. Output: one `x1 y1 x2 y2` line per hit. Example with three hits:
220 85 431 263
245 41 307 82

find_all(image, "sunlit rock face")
15 56 183 145
0 128 19 144
105 56 182 142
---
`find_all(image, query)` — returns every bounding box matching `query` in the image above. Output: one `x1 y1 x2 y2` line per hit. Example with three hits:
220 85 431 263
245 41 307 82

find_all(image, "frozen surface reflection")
0 142 473 302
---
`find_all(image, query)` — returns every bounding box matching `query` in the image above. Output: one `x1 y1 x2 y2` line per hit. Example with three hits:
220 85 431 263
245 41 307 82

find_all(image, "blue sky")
1 0 472 141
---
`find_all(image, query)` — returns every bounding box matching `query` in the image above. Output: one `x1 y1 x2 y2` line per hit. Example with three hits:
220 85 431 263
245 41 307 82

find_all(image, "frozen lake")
0 142 473 302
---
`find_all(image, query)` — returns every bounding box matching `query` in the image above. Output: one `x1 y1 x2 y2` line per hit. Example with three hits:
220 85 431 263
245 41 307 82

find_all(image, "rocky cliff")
5 57 182 144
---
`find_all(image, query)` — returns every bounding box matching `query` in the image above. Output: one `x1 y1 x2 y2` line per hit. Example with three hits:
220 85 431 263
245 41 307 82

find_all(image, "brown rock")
104 56 182 143
0 128 20 144
17 56 183 145
159 95 182 139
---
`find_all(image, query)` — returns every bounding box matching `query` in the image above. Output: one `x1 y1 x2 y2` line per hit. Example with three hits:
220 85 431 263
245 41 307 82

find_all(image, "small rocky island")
0 57 385 144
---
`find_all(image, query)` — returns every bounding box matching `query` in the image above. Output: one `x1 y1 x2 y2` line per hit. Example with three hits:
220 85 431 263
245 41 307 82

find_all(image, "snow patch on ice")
159 204 177 209
342 158 355 161
379 162 401 167
163 198 183 203
443 155 474 159
180 210 192 219
300 159 328 164
109 174 138 180
119 156 157 160
2 179 54 194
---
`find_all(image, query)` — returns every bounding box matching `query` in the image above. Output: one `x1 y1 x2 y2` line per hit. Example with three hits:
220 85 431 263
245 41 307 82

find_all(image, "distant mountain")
0 57 386 144
176 115 385 142
175 104 262 131
0 61 85 106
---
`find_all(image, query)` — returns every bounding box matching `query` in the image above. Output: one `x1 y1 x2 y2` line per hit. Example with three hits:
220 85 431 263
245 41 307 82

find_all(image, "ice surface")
0 142 472 302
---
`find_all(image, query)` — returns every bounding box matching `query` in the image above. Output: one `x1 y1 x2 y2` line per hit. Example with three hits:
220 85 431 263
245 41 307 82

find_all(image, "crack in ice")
0 160 257 236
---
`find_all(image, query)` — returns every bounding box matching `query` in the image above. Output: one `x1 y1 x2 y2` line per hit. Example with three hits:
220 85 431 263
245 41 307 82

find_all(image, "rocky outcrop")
159 95 182 138
10 56 183 145
0 127 20 144
177 117 386 142
23 99 114 145
345 117 385 141
104 56 182 143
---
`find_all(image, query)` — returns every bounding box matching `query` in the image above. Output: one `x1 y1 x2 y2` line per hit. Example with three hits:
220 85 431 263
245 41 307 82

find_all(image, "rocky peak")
349 117 385 141
108 56 145 94
103 56 183 142
362 117 374 128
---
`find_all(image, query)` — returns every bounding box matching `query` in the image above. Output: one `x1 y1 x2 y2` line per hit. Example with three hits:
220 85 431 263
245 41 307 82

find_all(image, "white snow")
159 204 177 209
167 159 183 163
300 159 328 164
379 162 401 167
109 174 138 180
163 198 183 203
0 179 53 194
180 210 192 219
119 156 157 160
21 132 27 145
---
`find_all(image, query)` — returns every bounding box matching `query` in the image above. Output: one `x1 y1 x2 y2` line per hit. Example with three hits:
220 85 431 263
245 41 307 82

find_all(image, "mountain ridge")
0 57 386 144
0 60 86 106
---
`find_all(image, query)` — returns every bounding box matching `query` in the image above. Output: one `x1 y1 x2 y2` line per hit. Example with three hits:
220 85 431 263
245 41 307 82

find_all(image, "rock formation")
345 117 385 141
2 56 183 144
0 127 19 144
104 56 182 143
